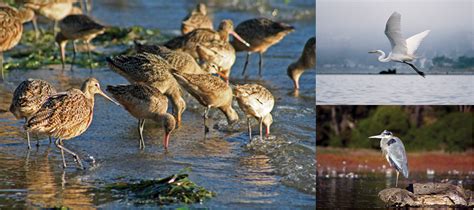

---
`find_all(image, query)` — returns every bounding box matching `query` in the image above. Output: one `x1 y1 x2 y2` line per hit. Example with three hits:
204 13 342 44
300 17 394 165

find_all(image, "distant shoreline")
317 147 474 174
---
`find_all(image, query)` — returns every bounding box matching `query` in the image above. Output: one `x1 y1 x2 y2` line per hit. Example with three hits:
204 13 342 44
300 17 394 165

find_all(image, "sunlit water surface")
0 0 315 208
316 75 474 104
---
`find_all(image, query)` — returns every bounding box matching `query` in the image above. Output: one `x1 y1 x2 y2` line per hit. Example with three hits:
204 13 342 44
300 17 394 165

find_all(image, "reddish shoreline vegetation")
317 147 474 174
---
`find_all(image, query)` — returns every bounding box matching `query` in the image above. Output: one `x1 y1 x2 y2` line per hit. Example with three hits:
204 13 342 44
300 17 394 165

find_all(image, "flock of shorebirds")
1 1 315 169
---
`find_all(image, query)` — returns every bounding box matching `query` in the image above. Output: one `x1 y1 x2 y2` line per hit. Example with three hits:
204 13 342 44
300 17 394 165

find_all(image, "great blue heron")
369 130 409 187
369 12 430 78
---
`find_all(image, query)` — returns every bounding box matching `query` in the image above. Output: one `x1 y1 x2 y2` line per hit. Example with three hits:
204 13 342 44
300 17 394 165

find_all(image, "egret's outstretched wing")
385 12 407 54
406 30 430 55
387 137 409 178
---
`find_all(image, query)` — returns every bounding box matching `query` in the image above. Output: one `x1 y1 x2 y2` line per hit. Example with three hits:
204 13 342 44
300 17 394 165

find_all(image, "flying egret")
369 12 430 78
369 130 409 187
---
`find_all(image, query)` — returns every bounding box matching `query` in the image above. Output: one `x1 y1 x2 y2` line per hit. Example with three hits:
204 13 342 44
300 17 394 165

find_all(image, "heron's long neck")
376 50 391 62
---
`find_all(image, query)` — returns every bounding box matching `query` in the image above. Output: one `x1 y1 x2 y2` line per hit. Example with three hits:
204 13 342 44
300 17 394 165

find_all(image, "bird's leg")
49 136 52 144
53 21 58 36
241 52 251 76
86 41 93 73
258 52 263 77
140 119 146 149
26 131 31 150
396 171 399 187
71 41 77 71
36 138 40 147
55 139 67 168
203 106 210 134
259 117 263 141
137 119 144 149
1 52 4 80
56 139 84 169
403 62 425 78
32 16 39 41
247 117 252 141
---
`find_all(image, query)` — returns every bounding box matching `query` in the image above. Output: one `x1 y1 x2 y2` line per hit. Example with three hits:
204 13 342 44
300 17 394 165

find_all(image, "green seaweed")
4 25 168 72
106 172 215 205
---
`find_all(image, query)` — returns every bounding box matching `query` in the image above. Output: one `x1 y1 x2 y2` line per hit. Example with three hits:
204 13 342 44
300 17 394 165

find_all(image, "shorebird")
55 14 106 71
172 72 239 134
287 37 315 90
0 6 35 79
369 12 430 77
231 18 294 77
181 3 213 35
194 42 236 83
165 19 250 57
107 53 186 126
24 0 75 36
10 79 57 149
369 130 409 187
133 42 211 75
234 84 274 141
25 78 119 169
107 83 176 150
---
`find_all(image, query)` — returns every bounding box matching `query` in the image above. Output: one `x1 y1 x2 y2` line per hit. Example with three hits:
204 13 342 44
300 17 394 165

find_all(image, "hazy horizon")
316 0 473 72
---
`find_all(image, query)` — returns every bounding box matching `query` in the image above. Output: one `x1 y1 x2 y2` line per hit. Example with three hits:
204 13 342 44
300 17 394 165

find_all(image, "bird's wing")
384 12 407 54
386 137 409 178
406 30 430 56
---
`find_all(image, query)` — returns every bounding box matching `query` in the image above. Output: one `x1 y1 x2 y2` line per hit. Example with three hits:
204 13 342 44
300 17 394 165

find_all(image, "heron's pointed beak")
369 135 383 139
98 89 121 106
230 30 250 47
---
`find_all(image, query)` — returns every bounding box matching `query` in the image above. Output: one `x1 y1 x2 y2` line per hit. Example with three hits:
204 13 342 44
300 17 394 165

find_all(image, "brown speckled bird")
287 37 315 90
0 6 35 79
181 3 213 35
25 78 119 169
107 53 186 127
107 83 176 150
195 42 235 83
133 42 211 75
172 72 239 134
55 14 105 71
24 0 75 36
10 79 57 149
231 18 295 77
234 84 274 141
165 19 249 57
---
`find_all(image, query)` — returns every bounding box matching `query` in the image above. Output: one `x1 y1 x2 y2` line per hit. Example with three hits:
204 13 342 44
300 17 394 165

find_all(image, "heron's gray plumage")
381 137 409 178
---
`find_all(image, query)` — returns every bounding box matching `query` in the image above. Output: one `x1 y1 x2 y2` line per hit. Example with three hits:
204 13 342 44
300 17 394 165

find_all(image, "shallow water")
316 74 474 104
0 0 315 208
316 172 474 208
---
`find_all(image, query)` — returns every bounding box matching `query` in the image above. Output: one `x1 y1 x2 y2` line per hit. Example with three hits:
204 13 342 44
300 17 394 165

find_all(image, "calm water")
316 172 474 208
316 74 474 104
0 0 315 209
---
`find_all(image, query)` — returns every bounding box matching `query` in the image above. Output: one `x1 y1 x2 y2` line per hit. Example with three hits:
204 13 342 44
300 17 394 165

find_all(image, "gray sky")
316 0 473 68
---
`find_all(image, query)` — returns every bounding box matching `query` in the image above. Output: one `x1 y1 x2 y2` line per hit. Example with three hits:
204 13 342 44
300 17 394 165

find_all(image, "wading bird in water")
369 12 430 78
369 130 409 187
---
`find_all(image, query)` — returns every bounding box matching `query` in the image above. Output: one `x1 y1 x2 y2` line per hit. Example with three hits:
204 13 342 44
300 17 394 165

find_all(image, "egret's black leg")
404 62 425 78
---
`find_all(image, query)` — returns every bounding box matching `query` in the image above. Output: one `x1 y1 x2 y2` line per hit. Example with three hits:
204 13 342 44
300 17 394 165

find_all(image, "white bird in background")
369 12 430 77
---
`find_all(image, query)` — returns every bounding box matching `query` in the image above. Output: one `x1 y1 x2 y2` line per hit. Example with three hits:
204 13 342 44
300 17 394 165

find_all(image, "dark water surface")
317 172 474 208
0 0 315 208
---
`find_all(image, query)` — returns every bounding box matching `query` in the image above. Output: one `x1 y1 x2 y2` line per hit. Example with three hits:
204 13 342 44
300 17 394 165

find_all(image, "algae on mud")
4 25 166 72
106 173 215 205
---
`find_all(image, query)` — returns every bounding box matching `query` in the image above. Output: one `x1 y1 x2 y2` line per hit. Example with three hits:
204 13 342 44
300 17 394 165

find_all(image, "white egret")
369 12 430 77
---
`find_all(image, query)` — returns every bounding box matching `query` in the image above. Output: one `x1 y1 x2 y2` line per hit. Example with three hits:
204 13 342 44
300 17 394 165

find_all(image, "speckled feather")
107 83 168 120
134 44 205 74
0 6 23 51
234 84 274 118
107 52 174 84
172 72 230 107
58 14 105 40
231 18 294 52
181 3 213 35
10 79 57 120
26 89 93 140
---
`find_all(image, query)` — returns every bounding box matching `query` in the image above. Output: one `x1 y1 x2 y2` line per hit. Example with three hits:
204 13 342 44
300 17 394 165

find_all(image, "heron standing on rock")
369 130 409 187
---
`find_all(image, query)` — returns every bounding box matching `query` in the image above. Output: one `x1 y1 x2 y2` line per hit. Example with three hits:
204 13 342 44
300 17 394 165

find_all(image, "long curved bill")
98 89 121 106
369 135 383 139
230 31 250 47
163 133 170 150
